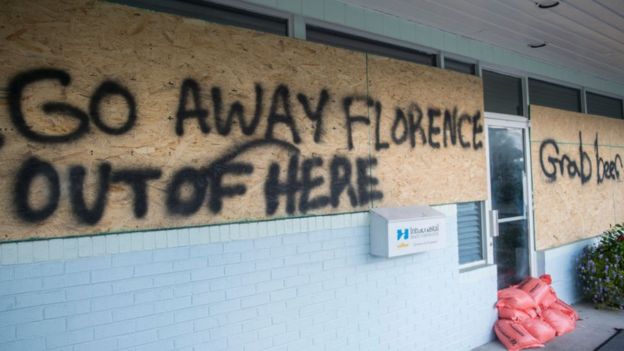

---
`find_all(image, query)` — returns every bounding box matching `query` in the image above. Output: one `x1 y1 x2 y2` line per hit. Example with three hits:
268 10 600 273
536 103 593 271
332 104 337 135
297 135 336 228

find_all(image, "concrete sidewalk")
473 303 624 351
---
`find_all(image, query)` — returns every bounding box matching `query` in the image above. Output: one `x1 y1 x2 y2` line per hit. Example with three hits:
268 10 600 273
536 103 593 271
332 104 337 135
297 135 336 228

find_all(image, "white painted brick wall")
0 208 496 351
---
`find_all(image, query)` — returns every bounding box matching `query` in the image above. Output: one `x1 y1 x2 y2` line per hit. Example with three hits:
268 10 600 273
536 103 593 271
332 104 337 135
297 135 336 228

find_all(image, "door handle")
490 210 499 238
522 171 528 217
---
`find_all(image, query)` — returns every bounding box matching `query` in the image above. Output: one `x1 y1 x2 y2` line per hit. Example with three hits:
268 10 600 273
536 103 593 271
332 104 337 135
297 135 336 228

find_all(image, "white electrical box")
370 205 446 258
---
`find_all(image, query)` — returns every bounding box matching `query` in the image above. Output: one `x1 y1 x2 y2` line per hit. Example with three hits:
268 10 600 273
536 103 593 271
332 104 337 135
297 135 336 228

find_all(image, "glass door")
486 115 534 289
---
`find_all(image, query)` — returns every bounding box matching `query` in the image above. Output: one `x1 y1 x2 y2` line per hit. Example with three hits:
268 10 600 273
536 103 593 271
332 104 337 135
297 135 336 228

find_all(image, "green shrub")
577 224 624 309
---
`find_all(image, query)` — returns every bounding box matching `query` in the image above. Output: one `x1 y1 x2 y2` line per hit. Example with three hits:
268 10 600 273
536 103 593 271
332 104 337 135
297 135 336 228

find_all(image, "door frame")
484 112 537 278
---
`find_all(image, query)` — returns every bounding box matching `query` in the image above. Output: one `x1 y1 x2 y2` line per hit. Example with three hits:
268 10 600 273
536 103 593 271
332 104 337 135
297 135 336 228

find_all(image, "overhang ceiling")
343 0 624 87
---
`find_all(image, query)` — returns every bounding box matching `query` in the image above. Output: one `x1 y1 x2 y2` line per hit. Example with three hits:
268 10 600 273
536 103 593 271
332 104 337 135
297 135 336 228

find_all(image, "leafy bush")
577 224 624 309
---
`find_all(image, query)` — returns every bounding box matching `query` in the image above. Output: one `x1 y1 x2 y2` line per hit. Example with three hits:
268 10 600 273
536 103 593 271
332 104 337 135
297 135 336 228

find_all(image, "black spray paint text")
5 67 483 225
8 68 484 151
539 131 622 184
14 148 380 224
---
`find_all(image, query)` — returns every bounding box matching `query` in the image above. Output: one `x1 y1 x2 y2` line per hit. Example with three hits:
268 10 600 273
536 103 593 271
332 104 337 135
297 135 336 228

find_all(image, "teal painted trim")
302 0 323 19
245 0 624 97
276 0 301 14
324 0 346 24
292 14 306 39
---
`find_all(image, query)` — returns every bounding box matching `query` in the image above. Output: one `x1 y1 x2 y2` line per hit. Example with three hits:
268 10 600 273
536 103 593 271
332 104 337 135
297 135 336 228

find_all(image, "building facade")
0 1 622 350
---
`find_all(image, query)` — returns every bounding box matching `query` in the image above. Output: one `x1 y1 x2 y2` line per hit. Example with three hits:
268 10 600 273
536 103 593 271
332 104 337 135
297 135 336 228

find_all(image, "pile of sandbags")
494 275 578 351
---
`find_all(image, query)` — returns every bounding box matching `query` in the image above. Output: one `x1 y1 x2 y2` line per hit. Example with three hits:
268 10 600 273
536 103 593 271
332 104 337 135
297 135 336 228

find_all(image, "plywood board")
367 55 488 207
530 105 624 250
0 0 488 242
0 0 371 241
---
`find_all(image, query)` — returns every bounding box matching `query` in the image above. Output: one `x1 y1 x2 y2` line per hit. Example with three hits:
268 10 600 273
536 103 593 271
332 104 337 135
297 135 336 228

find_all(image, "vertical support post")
290 14 306 39
437 52 445 69
522 76 530 118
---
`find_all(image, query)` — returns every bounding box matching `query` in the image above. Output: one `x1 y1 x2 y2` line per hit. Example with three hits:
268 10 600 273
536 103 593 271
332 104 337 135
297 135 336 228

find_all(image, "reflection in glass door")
488 126 530 289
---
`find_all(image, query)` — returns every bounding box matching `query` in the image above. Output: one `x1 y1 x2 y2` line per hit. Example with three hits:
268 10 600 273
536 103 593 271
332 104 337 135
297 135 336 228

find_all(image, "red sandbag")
542 307 576 336
549 299 579 321
517 277 557 310
539 274 552 285
494 319 544 351
497 286 539 312
498 306 531 322
522 318 556 344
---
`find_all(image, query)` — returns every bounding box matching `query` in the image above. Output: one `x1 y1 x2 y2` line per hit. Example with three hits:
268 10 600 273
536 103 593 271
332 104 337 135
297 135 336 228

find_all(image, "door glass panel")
494 220 529 288
488 127 525 219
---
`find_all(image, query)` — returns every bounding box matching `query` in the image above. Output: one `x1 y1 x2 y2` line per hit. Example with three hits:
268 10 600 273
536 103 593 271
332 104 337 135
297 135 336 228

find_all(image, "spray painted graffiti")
539 131 622 184
4 67 484 226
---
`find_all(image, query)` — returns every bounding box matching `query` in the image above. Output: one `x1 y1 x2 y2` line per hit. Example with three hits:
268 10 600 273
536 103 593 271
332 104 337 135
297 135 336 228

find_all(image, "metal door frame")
484 112 537 278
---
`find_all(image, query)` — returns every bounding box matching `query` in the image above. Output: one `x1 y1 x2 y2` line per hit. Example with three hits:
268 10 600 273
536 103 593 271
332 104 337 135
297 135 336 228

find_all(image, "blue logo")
396 228 409 240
